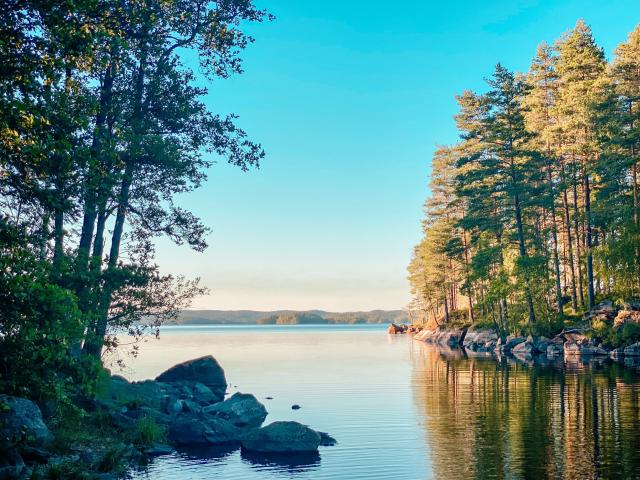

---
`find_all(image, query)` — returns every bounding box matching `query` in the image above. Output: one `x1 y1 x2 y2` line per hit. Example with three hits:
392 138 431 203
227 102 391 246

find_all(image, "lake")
123 325 640 480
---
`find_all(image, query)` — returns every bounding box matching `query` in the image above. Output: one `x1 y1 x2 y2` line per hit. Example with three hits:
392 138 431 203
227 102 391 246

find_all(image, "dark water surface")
124 325 640 479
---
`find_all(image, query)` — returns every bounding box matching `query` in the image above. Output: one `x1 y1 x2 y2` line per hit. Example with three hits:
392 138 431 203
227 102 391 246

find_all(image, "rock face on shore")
0 396 53 479
413 299 640 362
414 326 467 347
463 328 499 352
0 395 53 447
241 421 322 453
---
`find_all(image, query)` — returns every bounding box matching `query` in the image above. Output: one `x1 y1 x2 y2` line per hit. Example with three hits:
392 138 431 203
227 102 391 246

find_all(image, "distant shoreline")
163 309 409 326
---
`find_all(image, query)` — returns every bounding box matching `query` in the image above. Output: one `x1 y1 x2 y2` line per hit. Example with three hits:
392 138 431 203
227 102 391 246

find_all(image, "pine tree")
554 20 606 309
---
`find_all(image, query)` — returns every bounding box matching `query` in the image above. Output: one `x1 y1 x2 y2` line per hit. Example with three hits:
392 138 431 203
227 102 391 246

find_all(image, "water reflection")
174 444 238 462
411 342 640 480
241 450 321 473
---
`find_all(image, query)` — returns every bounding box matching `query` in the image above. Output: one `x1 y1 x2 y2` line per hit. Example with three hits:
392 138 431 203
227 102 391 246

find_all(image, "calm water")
123 325 640 480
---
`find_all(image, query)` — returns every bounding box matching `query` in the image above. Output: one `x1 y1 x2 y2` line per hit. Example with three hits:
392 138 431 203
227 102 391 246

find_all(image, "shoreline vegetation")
393 299 640 363
407 21 640 353
0 0 294 478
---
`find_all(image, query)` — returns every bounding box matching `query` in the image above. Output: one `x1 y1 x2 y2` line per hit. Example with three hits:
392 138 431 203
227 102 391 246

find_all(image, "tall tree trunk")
583 160 595 309
562 180 578 310
52 204 64 276
39 213 50 260
443 293 450 324
76 62 115 275
546 161 564 318
83 38 147 359
514 192 536 324
633 160 638 227
462 227 475 323
90 200 108 273
82 163 134 358
572 163 585 309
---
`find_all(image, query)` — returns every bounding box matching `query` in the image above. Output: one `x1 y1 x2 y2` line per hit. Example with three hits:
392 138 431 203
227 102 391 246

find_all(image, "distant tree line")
408 21 640 335
0 0 269 401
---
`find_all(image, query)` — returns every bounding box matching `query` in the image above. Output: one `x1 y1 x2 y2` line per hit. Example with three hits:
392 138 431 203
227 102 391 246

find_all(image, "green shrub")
620 323 640 346
127 416 166 446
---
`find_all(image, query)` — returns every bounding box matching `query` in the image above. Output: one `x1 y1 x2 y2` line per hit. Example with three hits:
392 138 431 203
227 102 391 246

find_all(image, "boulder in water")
156 356 227 402
241 421 322 453
203 393 267 428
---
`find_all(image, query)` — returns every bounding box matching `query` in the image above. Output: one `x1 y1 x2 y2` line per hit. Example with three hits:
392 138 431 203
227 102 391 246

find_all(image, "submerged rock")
318 431 337 446
241 421 323 453
203 393 267 428
144 444 175 456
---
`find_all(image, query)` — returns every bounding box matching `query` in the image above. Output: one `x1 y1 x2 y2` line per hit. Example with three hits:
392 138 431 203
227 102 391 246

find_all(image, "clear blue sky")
155 0 638 311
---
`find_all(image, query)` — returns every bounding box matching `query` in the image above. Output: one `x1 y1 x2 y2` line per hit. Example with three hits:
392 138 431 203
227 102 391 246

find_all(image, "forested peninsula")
408 21 640 351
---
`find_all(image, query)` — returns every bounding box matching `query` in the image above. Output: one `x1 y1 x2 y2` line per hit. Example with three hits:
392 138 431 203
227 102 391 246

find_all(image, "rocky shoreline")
0 356 335 479
408 300 640 364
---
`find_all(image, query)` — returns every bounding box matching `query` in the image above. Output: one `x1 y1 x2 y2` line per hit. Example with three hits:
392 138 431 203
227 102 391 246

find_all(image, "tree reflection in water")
410 342 640 480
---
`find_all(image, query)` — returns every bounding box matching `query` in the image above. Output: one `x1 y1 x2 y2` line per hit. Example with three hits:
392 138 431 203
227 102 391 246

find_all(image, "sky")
155 0 639 312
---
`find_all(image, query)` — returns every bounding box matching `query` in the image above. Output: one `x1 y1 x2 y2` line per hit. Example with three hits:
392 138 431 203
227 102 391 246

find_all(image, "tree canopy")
0 0 270 401
408 21 640 336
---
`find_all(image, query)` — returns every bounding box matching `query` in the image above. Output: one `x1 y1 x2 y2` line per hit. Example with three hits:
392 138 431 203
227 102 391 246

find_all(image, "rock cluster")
388 323 409 334
0 355 335 478
413 299 640 362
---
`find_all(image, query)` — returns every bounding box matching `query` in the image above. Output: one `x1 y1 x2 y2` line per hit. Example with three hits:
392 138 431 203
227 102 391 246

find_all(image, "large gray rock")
203 393 267 428
512 341 534 356
168 414 241 445
503 336 526 352
463 328 499 352
98 376 180 410
241 421 322 453
564 341 607 356
156 356 227 402
192 382 217 405
0 396 52 446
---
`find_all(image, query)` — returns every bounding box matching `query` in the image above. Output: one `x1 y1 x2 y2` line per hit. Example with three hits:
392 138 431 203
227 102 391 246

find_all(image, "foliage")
127 416 166 446
0 0 269 402
409 21 640 336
